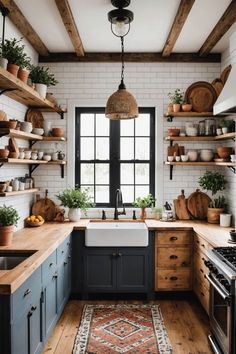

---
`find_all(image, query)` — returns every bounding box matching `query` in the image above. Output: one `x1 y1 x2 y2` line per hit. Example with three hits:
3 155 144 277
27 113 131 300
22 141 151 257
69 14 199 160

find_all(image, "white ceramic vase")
0 57 8 70
35 83 47 98
68 208 81 222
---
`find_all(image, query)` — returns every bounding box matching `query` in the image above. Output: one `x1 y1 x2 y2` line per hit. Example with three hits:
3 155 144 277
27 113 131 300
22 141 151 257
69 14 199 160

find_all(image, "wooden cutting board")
173 190 191 220
187 189 211 220
220 64 231 85
32 190 56 221
8 137 19 154
211 78 223 97
185 81 217 112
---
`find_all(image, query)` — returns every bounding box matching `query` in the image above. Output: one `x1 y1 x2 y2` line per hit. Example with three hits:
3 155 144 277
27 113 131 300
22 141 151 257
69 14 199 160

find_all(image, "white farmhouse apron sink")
85 222 148 247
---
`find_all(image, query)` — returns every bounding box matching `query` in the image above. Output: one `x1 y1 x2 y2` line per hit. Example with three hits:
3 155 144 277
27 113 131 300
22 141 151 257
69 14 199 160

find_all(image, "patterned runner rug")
73 304 172 354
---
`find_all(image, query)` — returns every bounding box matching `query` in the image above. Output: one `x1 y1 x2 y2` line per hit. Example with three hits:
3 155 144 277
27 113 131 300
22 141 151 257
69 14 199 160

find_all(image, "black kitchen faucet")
114 189 126 220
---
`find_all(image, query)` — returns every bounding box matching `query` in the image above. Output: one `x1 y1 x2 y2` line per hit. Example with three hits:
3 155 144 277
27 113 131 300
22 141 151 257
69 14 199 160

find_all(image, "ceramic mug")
220 213 231 227
19 181 25 191
12 179 19 191
216 128 222 135
222 127 228 134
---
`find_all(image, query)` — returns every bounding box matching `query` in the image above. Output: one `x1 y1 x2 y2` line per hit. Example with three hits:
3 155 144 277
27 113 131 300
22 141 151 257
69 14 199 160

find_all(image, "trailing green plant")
56 187 93 212
0 205 19 227
198 171 227 196
168 88 184 104
29 65 58 86
209 196 226 209
133 194 155 208
0 38 29 66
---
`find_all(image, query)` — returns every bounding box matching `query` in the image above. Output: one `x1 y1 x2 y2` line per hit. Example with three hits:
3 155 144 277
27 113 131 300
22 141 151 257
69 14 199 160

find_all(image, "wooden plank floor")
43 297 212 354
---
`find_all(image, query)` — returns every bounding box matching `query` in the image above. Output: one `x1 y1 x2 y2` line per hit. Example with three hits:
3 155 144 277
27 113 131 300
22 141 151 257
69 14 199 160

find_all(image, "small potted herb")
181 100 192 112
168 89 184 113
57 187 93 221
133 194 155 220
0 205 19 245
198 171 227 224
152 207 162 220
17 54 31 83
219 118 235 134
0 38 27 76
29 65 58 99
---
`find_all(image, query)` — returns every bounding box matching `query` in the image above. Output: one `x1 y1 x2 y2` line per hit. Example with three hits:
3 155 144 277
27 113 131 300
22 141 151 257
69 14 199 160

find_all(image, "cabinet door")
117 248 149 292
44 274 57 340
57 262 66 315
84 248 116 292
12 311 28 354
29 298 43 354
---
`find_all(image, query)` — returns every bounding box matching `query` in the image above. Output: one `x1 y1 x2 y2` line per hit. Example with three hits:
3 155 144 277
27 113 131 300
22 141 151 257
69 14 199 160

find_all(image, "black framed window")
75 107 155 206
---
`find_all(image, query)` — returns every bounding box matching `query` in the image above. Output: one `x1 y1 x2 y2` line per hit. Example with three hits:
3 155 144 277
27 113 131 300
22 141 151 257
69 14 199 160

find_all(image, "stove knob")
216 274 224 280
220 279 230 288
212 267 218 275
204 260 212 268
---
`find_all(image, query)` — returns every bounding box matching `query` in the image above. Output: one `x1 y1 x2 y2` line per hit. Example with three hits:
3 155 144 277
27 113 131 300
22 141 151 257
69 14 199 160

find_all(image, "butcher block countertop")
0 219 233 294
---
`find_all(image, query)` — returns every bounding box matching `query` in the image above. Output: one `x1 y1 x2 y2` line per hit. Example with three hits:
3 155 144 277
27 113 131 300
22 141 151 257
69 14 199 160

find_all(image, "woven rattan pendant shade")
105 87 138 120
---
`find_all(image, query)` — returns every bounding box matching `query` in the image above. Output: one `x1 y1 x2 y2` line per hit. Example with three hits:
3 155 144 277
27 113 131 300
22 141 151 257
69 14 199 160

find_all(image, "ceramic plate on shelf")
25 108 44 128
185 81 217 112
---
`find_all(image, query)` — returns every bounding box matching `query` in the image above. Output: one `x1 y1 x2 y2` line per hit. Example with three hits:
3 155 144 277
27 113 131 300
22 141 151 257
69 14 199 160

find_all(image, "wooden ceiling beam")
199 0 236 56
55 0 84 57
39 52 221 63
0 0 49 56
162 0 195 57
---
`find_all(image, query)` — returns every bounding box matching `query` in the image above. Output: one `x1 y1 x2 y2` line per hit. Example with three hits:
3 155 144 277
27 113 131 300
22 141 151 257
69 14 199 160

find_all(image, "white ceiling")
14 0 235 54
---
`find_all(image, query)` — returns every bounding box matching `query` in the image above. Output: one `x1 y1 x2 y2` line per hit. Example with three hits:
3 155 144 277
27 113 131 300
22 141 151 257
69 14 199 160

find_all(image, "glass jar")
199 120 205 136
205 119 215 136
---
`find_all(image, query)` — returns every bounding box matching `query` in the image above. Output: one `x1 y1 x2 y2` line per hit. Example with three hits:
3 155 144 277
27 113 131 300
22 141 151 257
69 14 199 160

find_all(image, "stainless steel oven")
205 248 236 354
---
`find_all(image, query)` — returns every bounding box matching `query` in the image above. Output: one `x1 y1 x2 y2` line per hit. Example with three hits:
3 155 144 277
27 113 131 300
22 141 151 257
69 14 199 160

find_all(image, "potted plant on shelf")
133 194 155 220
168 89 184 113
56 187 93 222
17 54 31 83
219 118 235 134
181 100 192 112
0 205 19 246
198 171 227 224
29 65 58 99
0 38 28 76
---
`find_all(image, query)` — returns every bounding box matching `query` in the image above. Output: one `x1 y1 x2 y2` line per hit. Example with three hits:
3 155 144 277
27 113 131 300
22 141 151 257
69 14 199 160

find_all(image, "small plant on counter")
198 171 227 224
57 187 93 222
133 194 155 219
152 207 162 220
0 205 19 246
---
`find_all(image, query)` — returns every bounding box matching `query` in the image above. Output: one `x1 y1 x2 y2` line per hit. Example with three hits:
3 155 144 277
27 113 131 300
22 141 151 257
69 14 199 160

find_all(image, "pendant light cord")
119 36 126 89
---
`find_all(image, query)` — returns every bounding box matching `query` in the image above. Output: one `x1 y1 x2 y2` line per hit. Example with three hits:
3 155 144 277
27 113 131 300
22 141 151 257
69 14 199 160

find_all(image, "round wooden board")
25 108 44 128
187 190 211 220
32 197 56 221
185 81 217 112
220 65 232 85
211 78 223 97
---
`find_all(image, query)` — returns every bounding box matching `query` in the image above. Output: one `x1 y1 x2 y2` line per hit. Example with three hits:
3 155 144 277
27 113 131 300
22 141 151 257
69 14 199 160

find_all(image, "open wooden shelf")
47 160 66 165
0 158 48 164
164 112 215 118
165 161 235 166
42 136 66 142
0 67 65 113
0 128 43 141
165 132 235 142
0 188 39 197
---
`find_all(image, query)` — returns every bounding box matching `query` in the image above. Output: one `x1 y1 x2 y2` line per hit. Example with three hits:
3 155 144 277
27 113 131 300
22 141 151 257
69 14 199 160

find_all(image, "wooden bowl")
0 149 9 158
168 128 180 137
217 146 232 159
25 219 45 227
51 128 64 137
182 104 192 112
9 151 19 159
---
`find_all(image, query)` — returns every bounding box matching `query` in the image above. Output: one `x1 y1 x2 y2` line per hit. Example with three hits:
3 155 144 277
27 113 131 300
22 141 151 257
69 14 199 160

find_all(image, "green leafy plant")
29 65 58 86
198 171 227 209
168 89 184 104
0 205 19 227
133 194 155 208
56 187 93 212
0 38 29 66
219 119 235 132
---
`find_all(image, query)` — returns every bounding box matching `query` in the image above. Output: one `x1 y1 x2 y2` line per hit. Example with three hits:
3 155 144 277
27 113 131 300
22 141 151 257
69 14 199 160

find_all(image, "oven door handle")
206 274 231 302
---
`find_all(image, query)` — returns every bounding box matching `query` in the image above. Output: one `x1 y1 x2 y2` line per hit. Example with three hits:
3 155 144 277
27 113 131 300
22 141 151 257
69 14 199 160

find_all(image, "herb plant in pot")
199 171 227 224
168 89 184 113
29 65 58 99
57 187 93 222
133 194 155 220
17 54 31 83
1 38 27 76
0 205 19 246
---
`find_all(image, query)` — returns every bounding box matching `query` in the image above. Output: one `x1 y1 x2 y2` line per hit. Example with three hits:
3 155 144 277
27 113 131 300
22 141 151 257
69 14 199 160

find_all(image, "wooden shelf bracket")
29 164 40 177
60 164 65 178
228 166 236 174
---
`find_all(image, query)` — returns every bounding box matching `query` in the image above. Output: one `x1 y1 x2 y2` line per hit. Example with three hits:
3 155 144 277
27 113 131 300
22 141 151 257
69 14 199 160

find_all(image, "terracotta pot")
173 104 181 113
182 104 192 112
7 63 19 76
217 146 232 159
0 225 14 246
167 104 173 114
51 128 64 137
17 68 29 84
140 208 147 220
207 207 224 224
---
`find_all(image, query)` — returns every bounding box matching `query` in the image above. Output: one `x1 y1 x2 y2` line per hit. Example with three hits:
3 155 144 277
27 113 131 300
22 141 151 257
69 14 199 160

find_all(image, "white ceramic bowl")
181 155 189 162
37 151 44 160
32 128 44 136
20 122 32 133
187 150 198 162
199 149 213 162
186 127 198 136
230 154 236 162
167 156 174 162
175 156 181 162
43 154 51 161
24 151 31 159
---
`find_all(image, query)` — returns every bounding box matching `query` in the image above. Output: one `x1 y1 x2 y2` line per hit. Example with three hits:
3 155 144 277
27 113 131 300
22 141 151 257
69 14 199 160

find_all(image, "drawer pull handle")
170 276 178 281
201 244 205 248
200 268 204 273
31 306 37 311
53 273 58 279
201 257 205 261
24 288 31 297
61 250 64 254
170 237 178 241
49 262 53 267
196 240 200 244
64 261 68 266
118 253 123 257
170 255 178 259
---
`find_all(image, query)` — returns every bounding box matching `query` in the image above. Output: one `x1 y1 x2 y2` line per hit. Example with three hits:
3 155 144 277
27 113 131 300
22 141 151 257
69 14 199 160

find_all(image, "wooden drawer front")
194 277 209 315
194 234 211 255
42 250 57 285
155 269 191 290
194 251 209 290
156 247 191 268
156 231 191 246
57 236 71 265
12 267 41 321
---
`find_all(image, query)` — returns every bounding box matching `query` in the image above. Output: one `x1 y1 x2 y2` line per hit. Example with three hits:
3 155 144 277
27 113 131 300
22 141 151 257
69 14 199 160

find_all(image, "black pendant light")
105 0 139 120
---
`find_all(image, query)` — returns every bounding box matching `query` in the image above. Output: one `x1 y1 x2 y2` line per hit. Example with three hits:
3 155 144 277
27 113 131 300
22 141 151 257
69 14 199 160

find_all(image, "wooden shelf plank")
165 136 216 142
165 161 235 166
0 129 43 141
214 132 235 141
164 112 215 118
0 158 48 164
0 188 39 197
47 160 66 165
42 136 66 142
0 67 64 113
